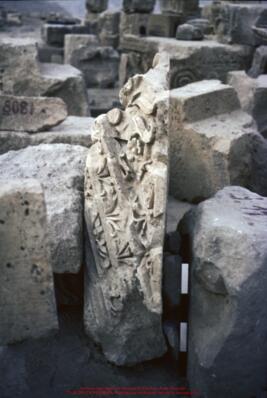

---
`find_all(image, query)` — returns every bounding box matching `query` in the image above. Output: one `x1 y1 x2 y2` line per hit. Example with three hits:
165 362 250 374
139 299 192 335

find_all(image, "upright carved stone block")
84 53 170 366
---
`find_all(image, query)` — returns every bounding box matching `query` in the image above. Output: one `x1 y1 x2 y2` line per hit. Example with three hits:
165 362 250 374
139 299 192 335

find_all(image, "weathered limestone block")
0 95 67 132
181 186 267 398
119 36 252 88
0 144 88 273
41 23 90 47
0 116 94 154
86 0 108 13
120 12 150 38
228 71 267 138
64 34 119 88
98 11 120 48
176 24 203 41
148 14 182 38
0 38 89 116
216 3 267 46
122 0 155 14
38 43 64 64
169 79 267 202
84 53 170 365
159 0 199 16
0 179 58 345
248 45 267 78
119 51 154 87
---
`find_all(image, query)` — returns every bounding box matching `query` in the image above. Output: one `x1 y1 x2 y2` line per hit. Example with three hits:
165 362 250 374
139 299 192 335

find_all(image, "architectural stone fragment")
176 24 203 41
159 0 199 16
0 179 58 345
84 53 170 365
248 45 267 78
181 186 267 398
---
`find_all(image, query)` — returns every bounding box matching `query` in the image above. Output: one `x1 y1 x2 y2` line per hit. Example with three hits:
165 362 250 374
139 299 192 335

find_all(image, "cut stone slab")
215 3 267 46
98 11 120 48
169 79 267 202
0 179 58 345
84 53 170 365
0 116 94 154
0 144 88 274
176 24 203 41
181 186 267 398
248 45 267 78
0 95 67 133
228 71 267 138
122 0 155 14
64 34 119 88
0 38 89 117
119 36 252 88
41 23 90 47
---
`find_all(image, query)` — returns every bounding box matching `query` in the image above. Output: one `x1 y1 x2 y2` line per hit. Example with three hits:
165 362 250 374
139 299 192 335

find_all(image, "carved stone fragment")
84 53 170 365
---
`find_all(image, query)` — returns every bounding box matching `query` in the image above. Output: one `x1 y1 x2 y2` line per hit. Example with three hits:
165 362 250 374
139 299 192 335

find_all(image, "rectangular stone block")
0 179 58 345
0 95 67 133
148 14 181 38
41 23 91 47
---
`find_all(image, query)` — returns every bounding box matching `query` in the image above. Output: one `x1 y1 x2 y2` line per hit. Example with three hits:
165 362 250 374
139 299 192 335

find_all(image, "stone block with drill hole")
181 186 267 398
84 53 170 365
0 144 88 274
228 71 267 138
169 79 267 202
64 34 119 88
0 179 58 345
0 95 67 133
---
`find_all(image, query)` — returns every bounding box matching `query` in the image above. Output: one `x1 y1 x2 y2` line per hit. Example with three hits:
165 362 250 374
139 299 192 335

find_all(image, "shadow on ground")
0 307 188 398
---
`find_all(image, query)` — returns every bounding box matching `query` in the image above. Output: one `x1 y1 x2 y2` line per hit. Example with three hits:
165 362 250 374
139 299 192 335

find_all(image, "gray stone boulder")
0 179 58 345
176 24 204 41
248 45 267 78
169 79 267 202
180 186 267 398
0 95 67 133
228 71 267 138
0 144 88 274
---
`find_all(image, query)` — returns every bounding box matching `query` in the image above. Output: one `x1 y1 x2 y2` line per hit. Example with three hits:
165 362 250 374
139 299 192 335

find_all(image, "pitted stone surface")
180 186 267 398
0 144 88 273
169 79 267 202
0 179 58 345
0 95 67 133
84 53 170 365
